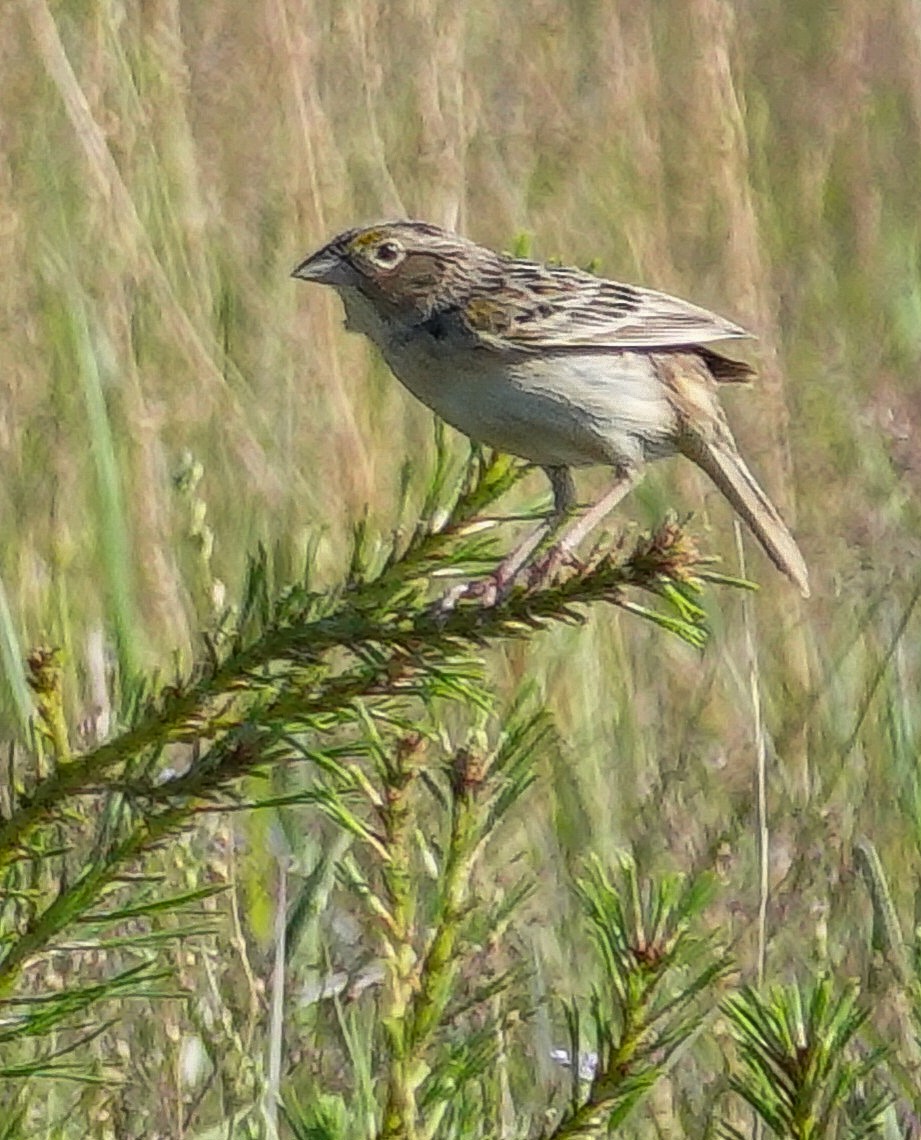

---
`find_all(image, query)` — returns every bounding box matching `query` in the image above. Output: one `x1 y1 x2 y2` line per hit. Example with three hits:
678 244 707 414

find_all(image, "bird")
292 220 809 599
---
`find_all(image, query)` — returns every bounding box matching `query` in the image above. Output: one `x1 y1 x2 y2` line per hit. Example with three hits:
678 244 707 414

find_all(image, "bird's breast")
336 287 678 468
381 332 679 470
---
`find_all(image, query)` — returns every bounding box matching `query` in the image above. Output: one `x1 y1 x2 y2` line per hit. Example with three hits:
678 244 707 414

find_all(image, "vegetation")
1 1 920 1136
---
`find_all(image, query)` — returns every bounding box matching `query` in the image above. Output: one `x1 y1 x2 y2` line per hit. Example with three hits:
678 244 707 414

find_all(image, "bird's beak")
291 246 351 286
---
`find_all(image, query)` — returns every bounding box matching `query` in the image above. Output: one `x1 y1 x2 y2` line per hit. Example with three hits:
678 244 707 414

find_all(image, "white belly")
339 288 679 470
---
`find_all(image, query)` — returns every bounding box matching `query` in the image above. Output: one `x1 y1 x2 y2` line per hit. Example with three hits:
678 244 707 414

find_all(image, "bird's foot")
434 546 584 615
433 560 524 614
525 545 584 588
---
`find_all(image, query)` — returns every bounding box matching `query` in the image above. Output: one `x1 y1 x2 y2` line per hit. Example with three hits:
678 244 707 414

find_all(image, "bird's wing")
454 259 752 352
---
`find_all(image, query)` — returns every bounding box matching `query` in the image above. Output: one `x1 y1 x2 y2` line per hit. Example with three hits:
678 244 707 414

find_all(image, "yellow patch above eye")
350 229 386 252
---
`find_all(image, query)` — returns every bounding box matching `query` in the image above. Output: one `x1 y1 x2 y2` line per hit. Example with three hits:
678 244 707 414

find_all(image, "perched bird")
293 220 809 598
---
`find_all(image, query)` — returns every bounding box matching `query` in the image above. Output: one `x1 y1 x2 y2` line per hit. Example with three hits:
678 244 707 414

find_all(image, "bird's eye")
373 241 402 266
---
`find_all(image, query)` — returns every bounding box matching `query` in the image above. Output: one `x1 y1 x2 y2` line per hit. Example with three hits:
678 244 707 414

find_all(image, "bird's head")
292 220 484 315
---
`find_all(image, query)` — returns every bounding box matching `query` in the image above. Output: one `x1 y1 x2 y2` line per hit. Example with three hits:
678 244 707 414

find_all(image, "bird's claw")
434 546 583 616
434 566 518 614
525 545 583 588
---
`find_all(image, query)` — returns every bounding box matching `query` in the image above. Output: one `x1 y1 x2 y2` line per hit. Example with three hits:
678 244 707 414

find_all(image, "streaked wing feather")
461 259 752 351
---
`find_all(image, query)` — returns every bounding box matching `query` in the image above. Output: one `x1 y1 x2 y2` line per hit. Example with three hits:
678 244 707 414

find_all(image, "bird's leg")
488 466 576 591
528 469 640 584
436 466 575 610
554 469 640 552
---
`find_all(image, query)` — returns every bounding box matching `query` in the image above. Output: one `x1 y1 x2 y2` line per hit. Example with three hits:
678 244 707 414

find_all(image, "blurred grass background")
3 0 921 1133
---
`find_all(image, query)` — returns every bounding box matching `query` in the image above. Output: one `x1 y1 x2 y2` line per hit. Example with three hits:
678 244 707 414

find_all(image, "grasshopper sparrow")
293 221 809 599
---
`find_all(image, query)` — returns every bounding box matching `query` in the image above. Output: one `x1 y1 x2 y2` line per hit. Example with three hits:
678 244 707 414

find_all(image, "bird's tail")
682 432 810 597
